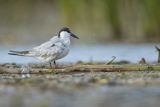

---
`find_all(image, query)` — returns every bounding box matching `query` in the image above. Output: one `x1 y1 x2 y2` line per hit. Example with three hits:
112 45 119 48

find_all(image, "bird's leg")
53 61 61 69
54 61 57 68
49 62 53 69
49 61 57 69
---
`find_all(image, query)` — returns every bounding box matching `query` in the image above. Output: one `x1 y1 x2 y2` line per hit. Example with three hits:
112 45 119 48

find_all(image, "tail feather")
8 50 29 56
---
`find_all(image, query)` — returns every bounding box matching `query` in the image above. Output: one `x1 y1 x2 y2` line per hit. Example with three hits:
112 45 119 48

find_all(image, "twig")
106 56 116 65
155 46 160 63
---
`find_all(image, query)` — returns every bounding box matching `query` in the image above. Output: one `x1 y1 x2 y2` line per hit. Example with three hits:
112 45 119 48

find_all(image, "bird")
8 27 79 68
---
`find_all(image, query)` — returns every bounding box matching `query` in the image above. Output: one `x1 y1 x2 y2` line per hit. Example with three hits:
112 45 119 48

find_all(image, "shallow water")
1 44 159 64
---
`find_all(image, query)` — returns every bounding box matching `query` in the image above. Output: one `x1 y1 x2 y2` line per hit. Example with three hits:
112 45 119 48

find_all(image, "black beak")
71 33 79 39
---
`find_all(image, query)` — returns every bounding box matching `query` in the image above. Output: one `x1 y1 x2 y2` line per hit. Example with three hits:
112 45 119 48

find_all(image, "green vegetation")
57 0 160 42
0 0 160 43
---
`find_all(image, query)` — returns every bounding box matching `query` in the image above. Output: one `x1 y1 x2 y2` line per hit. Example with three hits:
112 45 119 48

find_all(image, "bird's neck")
61 37 71 46
59 32 71 46
60 32 70 39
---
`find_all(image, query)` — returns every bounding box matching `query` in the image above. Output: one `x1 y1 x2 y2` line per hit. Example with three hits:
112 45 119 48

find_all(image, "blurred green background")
0 0 160 46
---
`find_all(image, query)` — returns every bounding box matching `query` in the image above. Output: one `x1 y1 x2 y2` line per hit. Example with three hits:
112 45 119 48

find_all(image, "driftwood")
0 64 160 74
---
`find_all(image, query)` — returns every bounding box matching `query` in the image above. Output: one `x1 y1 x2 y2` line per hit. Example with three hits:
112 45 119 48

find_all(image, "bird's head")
58 27 79 39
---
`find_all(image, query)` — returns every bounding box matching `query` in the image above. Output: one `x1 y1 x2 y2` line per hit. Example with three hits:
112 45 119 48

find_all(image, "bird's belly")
34 44 70 62
55 48 69 60
35 50 57 63
36 55 53 63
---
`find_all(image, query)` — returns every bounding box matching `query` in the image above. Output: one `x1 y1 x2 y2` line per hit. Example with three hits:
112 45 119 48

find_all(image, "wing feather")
33 36 60 50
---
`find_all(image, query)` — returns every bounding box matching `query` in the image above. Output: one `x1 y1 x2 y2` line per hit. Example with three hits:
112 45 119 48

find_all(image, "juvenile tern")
8 27 79 68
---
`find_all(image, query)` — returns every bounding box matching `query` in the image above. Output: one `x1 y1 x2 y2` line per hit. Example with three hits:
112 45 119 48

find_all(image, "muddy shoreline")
0 63 160 107
1 63 160 73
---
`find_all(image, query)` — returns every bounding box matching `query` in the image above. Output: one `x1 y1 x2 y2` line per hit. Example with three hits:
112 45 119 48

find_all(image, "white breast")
55 46 69 60
54 38 70 60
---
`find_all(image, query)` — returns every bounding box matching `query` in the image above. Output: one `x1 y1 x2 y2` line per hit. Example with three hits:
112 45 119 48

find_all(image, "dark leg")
54 61 56 68
49 62 52 68
54 61 60 69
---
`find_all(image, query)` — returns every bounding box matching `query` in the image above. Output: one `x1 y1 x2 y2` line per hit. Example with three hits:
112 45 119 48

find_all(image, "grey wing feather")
8 36 61 58
8 50 29 56
30 36 61 57
33 36 60 50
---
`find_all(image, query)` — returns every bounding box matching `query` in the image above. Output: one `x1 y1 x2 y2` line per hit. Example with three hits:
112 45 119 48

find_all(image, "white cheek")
60 32 70 39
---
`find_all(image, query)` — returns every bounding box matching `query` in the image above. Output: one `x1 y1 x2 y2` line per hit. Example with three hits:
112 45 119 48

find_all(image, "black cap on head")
58 27 79 39
60 27 71 33
58 27 70 38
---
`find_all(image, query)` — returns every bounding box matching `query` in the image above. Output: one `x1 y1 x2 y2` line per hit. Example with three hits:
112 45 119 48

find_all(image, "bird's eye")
67 31 70 33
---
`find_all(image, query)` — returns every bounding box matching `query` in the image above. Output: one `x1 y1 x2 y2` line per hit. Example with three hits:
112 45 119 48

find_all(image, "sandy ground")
0 64 160 107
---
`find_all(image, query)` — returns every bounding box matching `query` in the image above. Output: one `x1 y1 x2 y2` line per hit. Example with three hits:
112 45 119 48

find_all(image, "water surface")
1 44 159 64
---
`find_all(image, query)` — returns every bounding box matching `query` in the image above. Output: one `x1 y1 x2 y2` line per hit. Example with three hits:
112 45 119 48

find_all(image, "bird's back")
31 35 70 62
33 36 60 50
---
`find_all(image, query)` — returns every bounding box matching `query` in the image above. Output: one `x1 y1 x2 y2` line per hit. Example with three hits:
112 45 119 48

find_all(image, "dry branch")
1 64 160 74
